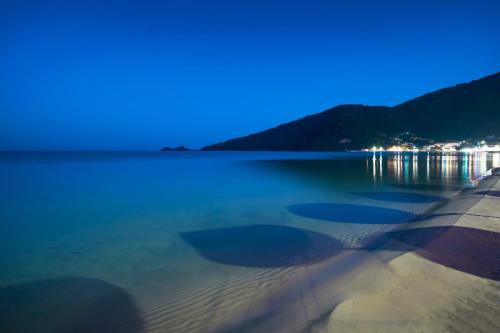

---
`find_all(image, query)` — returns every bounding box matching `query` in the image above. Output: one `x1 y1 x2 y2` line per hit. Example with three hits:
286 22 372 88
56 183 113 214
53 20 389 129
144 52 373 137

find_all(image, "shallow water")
0 151 497 332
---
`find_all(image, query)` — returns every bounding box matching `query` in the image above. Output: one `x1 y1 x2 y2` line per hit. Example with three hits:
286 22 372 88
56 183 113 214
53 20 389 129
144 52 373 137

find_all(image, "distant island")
200 72 500 151
161 146 191 152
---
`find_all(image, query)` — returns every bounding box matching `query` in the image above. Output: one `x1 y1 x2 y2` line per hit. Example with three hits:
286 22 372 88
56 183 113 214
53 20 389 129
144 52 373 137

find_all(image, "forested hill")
201 72 500 151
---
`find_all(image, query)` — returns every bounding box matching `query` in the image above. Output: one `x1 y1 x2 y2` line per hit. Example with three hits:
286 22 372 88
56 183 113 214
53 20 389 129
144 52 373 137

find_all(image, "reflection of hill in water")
248 153 496 193
246 158 371 189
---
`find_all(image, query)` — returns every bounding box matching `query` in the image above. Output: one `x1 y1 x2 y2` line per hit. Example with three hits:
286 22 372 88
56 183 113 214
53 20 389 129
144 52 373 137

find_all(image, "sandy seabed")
322 169 500 333
6 169 498 333
185 169 500 333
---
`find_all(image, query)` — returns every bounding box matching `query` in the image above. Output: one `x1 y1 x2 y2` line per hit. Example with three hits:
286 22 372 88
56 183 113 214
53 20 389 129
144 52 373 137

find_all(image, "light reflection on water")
368 152 499 185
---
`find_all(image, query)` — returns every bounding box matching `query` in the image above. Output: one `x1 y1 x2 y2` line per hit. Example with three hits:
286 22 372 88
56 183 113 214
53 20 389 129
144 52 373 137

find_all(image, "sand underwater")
0 152 499 332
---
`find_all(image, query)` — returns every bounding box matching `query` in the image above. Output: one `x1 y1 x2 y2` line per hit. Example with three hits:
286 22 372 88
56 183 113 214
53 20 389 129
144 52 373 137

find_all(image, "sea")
0 151 498 333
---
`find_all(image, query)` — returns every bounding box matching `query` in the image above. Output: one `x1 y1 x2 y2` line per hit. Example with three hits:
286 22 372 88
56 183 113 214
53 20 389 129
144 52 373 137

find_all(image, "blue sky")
1 0 499 150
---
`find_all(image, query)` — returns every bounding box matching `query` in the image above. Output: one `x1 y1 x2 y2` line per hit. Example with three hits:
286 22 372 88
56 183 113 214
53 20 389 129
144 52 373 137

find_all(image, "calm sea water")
0 151 498 333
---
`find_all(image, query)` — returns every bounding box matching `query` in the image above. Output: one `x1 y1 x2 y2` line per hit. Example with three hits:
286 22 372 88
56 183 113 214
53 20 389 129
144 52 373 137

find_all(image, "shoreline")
210 167 500 333
1 154 497 332
323 167 500 332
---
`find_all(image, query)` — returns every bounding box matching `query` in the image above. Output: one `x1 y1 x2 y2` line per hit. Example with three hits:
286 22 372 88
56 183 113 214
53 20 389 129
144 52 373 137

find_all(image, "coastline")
323 167 500 332
2 152 498 332
207 167 500 333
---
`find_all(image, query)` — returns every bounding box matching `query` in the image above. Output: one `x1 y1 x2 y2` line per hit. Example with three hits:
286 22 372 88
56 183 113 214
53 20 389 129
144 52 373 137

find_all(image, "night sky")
1 0 499 150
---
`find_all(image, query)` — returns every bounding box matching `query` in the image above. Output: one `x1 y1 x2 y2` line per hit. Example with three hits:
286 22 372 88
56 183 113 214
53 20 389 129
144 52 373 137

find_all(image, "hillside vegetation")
202 73 500 151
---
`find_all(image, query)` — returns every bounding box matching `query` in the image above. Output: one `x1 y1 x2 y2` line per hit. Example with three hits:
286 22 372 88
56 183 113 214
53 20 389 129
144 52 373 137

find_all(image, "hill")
202 72 500 151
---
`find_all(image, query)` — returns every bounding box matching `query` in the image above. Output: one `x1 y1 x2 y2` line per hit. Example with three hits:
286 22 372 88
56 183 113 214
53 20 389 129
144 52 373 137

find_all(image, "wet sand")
324 168 500 332
202 168 500 333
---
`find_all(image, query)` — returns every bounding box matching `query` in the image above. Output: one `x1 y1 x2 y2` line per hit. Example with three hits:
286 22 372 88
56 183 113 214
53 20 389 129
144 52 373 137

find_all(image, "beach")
0 152 499 333
324 167 500 332
204 167 500 333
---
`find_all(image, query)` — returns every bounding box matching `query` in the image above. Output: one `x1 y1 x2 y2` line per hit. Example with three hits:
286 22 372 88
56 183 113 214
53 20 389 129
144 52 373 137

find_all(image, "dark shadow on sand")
180 225 343 268
476 190 500 197
287 203 416 224
362 226 500 281
352 191 444 203
414 212 500 223
0 278 144 333
182 221 499 280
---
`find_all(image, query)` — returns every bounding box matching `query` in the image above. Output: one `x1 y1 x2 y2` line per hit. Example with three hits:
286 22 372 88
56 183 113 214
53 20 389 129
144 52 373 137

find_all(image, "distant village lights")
364 133 500 153
365 143 500 153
